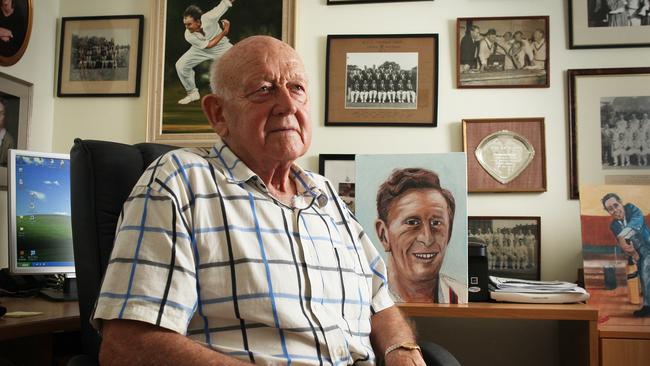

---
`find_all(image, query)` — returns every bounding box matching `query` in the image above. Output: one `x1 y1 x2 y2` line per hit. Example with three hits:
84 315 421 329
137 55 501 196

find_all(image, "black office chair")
68 139 460 366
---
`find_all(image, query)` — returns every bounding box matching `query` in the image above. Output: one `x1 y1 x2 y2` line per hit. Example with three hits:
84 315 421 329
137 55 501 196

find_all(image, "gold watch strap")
384 341 422 358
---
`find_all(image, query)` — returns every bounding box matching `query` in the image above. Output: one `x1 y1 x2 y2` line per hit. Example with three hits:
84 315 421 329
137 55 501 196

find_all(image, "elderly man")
94 36 427 365
602 193 650 317
374 168 466 304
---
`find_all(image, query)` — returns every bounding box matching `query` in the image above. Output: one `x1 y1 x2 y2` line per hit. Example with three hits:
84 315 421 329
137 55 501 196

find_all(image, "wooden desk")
398 302 599 366
0 296 80 341
0 296 80 365
599 324 650 366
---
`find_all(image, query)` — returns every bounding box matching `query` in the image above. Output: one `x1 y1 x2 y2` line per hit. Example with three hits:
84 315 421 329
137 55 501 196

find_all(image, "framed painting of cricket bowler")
457 16 549 88
147 0 296 146
57 15 144 97
325 34 438 127
0 0 32 67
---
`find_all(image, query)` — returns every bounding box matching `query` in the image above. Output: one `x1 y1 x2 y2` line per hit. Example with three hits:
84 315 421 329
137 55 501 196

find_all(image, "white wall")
0 0 60 267
52 0 151 153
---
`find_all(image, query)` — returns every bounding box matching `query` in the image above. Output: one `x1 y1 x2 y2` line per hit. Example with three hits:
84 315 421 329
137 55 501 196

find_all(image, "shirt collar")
208 137 327 205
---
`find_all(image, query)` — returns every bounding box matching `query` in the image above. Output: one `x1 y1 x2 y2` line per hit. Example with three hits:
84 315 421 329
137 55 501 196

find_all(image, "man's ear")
375 219 391 252
202 93 228 137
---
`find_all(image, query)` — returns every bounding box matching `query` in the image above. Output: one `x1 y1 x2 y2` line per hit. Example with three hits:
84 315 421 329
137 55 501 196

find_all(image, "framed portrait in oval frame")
0 0 33 66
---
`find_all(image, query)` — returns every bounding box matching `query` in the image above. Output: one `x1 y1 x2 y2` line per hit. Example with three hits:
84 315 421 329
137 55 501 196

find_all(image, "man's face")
377 189 451 286
534 31 543 41
183 16 201 33
1 0 12 12
210 43 311 166
605 197 625 221
471 28 480 39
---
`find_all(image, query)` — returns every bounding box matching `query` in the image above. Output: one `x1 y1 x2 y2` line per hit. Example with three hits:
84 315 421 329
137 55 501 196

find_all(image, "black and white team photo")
600 96 650 168
344 52 418 110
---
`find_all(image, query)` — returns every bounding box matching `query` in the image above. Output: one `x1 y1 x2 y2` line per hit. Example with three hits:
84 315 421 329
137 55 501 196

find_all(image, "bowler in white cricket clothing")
176 0 235 104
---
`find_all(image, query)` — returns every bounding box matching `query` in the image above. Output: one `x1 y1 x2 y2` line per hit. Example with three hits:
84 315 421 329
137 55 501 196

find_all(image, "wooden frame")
147 0 296 146
567 67 650 199
568 0 650 49
57 15 144 97
0 72 32 189
318 154 356 213
469 216 541 281
456 16 549 88
327 0 432 4
325 34 438 127
462 118 546 193
0 0 33 66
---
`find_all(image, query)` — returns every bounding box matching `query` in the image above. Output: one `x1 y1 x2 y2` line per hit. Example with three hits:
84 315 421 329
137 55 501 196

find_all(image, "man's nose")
272 87 299 116
417 226 435 247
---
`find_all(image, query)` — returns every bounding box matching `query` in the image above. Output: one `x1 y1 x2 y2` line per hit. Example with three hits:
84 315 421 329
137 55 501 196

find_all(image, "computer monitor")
7 149 77 301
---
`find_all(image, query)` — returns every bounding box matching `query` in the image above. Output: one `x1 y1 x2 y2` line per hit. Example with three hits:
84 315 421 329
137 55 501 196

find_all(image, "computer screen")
7 149 75 276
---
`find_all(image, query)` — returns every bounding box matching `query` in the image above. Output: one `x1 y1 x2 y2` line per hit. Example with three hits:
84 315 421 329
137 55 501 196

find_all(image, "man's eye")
258 85 273 93
405 218 420 226
430 220 442 227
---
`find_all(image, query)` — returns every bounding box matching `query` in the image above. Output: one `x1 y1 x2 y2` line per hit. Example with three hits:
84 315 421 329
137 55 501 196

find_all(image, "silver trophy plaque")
474 130 535 184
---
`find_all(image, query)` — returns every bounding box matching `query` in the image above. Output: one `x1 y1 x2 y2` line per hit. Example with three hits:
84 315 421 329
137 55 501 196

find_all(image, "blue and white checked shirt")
93 137 394 365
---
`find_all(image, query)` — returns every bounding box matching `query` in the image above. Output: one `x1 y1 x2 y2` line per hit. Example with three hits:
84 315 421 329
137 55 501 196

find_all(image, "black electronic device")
468 237 489 302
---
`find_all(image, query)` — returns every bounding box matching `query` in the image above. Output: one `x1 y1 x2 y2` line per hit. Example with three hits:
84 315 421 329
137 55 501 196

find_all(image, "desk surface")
0 296 80 341
398 302 599 321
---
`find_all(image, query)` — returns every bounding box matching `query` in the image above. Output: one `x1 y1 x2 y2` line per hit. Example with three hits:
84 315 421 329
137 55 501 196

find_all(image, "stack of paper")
489 276 590 303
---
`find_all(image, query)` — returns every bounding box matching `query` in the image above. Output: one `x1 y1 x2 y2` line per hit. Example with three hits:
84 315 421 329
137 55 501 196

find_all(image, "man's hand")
384 348 426 366
0 27 12 41
220 19 230 34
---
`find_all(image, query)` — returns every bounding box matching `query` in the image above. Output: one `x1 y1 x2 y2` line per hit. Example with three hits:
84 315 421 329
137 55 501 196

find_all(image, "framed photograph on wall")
462 118 546 193
318 154 356 213
147 0 296 146
327 0 432 4
0 72 32 189
468 216 541 281
325 34 438 127
567 67 650 199
0 0 33 67
568 0 650 49
57 15 144 97
457 16 549 88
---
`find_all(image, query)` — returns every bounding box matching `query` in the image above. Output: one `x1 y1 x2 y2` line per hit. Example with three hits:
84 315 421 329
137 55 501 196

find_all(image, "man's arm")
370 306 426 366
100 319 251 366
205 19 230 49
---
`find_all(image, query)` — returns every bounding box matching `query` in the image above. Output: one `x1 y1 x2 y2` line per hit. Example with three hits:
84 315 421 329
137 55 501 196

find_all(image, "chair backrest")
70 139 178 359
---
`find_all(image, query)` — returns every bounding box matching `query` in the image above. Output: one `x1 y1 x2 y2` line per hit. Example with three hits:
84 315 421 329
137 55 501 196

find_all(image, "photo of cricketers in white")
176 0 235 104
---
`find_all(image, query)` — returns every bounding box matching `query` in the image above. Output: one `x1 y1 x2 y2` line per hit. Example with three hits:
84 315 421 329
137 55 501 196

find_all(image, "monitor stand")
40 274 78 302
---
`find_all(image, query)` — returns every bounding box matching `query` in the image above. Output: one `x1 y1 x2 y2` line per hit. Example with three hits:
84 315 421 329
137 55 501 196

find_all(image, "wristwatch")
384 342 422 358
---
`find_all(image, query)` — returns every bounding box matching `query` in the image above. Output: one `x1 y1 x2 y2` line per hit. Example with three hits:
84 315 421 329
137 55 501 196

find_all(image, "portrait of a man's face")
355 153 467 304
376 187 452 289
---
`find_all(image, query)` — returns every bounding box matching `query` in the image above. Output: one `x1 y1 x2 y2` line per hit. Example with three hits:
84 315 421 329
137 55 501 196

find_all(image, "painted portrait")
356 153 468 304
580 185 650 324
0 0 32 66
